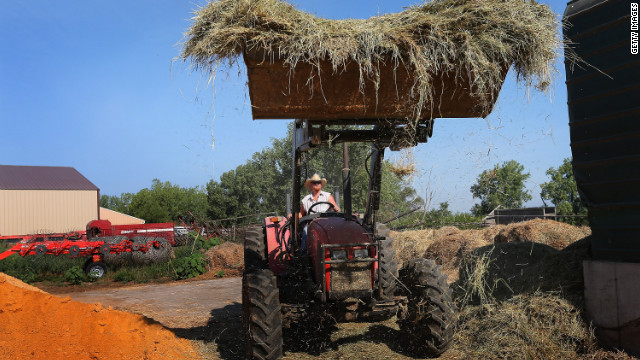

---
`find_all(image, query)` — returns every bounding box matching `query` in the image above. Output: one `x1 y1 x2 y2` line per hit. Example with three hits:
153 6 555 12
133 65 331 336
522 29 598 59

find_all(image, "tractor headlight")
353 249 368 258
330 249 347 260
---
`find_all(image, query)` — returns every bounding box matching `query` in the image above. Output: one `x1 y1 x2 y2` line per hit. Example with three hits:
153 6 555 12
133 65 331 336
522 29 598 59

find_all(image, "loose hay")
494 218 591 250
450 292 598 360
391 228 436 267
181 0 561 121
203 241 244 277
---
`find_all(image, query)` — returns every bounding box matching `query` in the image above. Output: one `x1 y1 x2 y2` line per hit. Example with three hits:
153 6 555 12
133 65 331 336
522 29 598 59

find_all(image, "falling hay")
181 0 561 122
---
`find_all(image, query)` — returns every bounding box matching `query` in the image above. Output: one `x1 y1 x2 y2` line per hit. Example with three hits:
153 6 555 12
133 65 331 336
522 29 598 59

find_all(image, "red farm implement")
0 220 176 278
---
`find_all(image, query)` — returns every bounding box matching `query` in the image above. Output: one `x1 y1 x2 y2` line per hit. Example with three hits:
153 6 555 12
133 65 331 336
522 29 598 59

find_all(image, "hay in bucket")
181 0 561 122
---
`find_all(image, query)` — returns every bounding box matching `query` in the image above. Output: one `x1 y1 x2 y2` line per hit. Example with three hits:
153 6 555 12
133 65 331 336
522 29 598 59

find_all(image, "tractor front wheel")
378 238 398 299
376 223 398 299
398 258 456 357
243 269 283 360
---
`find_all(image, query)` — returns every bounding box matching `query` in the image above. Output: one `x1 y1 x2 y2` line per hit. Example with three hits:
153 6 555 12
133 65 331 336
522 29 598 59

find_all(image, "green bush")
186 232 221 251
199 236 221 250
0 253 85 283
173 252 207 280
64 265 85 285
113 269 136 283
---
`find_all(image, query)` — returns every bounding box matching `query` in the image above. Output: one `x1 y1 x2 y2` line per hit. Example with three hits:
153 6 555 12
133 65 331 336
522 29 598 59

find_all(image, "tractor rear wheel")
243 269 283 360
244 226 267 272
398 258 456 357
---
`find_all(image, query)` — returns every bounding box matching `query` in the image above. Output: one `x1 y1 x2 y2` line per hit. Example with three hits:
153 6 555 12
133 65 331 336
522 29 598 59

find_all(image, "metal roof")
0 165 99 191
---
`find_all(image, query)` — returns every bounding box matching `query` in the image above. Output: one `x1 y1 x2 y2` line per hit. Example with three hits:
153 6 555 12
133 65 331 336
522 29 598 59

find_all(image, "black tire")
378 238 399 299
244 226 267 272
35 245 47 256
243 269 283 360
85 261 107 279
398 258 456 357
376 223 398 299
68 245 80 256
173 234 188 247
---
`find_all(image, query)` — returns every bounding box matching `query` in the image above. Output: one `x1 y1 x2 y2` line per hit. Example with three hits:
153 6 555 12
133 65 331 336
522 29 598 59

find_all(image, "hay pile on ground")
202 241 244 278
394 219 591 282
494 218 591 249
0 273 201 360
392 228 436 267
181 0 560 121
393 221 634 359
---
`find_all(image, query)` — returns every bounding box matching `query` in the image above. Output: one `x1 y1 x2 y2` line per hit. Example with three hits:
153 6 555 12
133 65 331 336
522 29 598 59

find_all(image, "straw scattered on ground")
388 220 634 359
181 0 561 121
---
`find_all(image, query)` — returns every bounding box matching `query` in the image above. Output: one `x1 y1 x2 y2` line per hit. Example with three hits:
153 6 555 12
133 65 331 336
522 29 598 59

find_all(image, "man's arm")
328 195 341 212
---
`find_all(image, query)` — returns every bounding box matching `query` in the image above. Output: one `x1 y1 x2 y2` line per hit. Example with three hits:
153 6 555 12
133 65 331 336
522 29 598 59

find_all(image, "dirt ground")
54 278 242 329
31 221 629 359
51 277 444 360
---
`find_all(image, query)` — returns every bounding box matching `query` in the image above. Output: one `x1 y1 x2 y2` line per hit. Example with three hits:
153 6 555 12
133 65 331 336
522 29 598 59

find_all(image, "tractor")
242 119 457 359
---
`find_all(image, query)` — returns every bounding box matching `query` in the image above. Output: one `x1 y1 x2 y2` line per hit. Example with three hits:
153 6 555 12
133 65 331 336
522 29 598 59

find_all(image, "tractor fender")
264 216 290 274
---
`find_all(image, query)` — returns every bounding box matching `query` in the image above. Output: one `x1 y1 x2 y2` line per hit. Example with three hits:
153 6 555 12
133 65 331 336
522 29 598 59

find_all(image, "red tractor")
242 120 457 359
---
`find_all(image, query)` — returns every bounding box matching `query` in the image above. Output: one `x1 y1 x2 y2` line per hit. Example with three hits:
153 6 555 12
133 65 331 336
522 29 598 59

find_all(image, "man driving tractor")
299 173 340 251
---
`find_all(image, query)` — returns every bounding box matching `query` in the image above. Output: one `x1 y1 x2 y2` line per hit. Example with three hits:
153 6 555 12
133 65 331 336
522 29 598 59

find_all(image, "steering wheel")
307 201 337 214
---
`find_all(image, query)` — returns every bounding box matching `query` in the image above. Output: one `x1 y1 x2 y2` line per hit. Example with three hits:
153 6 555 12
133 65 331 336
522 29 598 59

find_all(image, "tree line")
101 125 422 226
101 125 585 227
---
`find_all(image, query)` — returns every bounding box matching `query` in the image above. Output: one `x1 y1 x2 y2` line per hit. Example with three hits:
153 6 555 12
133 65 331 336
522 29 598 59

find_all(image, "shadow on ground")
452 237 591 307
168 303 423 359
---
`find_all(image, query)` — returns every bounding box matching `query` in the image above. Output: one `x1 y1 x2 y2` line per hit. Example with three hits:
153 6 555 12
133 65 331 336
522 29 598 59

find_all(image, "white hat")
304 173 327 189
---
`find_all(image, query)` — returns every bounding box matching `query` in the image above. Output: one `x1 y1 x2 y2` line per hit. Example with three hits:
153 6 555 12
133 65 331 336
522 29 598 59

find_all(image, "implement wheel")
243 269 283 360
244 226 267 272
85 261 107 279
398 258 456 357
35 245 47 256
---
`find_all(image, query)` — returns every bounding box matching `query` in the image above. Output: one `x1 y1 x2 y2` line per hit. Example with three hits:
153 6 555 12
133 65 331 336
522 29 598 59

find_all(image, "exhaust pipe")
286 188 291 216
342 142 352 220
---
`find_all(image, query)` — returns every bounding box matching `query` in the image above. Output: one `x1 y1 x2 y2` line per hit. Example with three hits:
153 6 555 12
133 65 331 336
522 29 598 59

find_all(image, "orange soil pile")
0 273 202 360
203 241 244 278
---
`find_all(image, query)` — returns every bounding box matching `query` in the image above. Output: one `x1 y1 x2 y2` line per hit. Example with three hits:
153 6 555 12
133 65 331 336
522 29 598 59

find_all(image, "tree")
470 160 532 216
103 180 208 224
206 123 421 224
129 189 171 223
100 193 133 214
540 157 586 221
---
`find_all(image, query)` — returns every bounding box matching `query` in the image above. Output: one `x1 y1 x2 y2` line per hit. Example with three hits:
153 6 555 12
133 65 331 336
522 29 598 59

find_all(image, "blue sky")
1 0 571 213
